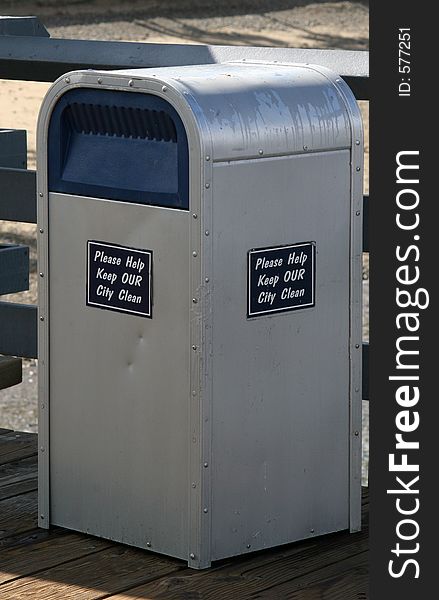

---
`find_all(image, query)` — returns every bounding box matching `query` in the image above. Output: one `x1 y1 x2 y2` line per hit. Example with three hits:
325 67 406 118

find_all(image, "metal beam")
0 36 369 99
0 244 29 295
0 176 365 244
362 342 369 401
0 16 49 38
0 167 37 223
0 129 27 169
363 194 368 253
0 302 37 359
0 355 22 391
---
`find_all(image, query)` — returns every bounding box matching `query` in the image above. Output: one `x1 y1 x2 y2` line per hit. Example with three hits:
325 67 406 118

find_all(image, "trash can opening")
48 89 189 209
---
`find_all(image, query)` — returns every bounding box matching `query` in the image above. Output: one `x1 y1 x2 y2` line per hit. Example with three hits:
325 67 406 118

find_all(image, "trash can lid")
114 62 355 162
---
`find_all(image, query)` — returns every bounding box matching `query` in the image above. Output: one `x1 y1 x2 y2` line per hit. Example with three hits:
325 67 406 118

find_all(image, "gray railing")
0 16 369 397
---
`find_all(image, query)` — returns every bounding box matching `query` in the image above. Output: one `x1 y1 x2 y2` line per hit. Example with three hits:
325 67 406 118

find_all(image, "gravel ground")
2 1 368 48
0 0 369 482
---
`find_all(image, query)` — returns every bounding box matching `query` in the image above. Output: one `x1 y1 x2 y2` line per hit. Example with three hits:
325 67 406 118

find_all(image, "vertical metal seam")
37 76 96 530
181 90 206 569
183 87 214 569
200 141 214 568
188 143 202 565
37 76 85 529
37 83 58 529
332 76 364 533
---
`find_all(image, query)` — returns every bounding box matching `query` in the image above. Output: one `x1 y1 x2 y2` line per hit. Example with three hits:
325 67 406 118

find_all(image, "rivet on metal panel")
40 515 45 520
128 79 134 87
192 345 197 351
192 298 198 304
40 316 44 322
356 140 361 145
203 462 208 468
192 213 198 219
303 145 308 151
39 272 44 278
205 155 210 161
65 77 70 83
310 528 315 533
203 507 208 513
355 387 359 393
192 251 198 257
355 344 360 349
205 183 210 189
356 166 361 172
354 431 360 436
97 78 102 84
39 192 43 197
336 78 341 83
162 85 168 92
41 404 45 409
246 544 251 549
258 149 264 156
192 390 197 396
190 553 196 560
192 482 196 488
40 447 45 452
205 230 210 236
356 211 361 216
146 541 151 547
205 277 210 283
39 228 44 233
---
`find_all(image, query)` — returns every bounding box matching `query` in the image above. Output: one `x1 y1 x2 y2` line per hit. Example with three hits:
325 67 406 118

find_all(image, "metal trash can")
37 62 363 569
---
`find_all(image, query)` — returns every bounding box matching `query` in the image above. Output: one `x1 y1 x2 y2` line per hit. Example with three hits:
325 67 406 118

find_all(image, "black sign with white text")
87 241 152 318
247 242 315 317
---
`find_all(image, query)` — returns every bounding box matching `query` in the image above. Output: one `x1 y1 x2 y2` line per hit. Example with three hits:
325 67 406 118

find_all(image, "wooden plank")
362 342 369 401
0 443 38 499
111 490 368 599
0 428 13 436
0 474 37 501
243 551 368 599
0 129 27 169
0 302 38 359
0 16 49 38
362 487 369 506
0 36 369 99
0 245 29 296
0 546 184 599
0 429 369 598
0 167 36 223
0 455 36 488
363 194 369 253
0 431 37 466
0 527 62 552
0 356 22 391
0 490 38 542
0 533 112 584
110 525 368 599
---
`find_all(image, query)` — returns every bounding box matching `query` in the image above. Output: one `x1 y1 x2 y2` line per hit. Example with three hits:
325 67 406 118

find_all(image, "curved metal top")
115 62 354 162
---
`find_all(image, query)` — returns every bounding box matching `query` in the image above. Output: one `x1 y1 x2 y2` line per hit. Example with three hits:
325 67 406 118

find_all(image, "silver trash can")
37 62 363 569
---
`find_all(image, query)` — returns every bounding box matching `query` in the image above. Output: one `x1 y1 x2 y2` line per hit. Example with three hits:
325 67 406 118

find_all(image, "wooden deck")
0 428 369 599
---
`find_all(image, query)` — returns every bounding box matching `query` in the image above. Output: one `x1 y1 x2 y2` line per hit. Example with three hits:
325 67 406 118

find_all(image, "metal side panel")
48 193 190 559
210 150 354 560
